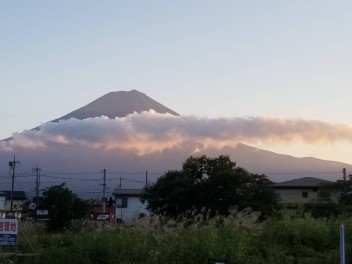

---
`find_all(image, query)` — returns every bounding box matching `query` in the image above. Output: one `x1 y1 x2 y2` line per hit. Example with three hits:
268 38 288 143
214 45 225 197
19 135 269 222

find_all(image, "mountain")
2 90 179 140
51 90 179 122
1 90 352 198
222 143 352 182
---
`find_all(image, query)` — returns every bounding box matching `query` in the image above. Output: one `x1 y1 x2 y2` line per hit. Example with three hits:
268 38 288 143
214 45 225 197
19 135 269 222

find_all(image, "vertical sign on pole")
0 219 18 247
340 224 345 264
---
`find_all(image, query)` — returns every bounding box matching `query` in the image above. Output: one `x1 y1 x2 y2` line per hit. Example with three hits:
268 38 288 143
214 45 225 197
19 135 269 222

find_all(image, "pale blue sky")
1 1 352 162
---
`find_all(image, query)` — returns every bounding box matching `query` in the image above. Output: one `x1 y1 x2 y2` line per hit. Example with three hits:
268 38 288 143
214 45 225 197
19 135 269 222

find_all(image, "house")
272 177 330 204
0 191 27 218
0 192 5 209
112 188 148 222
0 192 6 218
1 191 27 211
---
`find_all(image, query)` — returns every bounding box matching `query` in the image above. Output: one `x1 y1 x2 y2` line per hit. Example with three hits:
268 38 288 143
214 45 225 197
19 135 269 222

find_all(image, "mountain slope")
51 90 179 122
2 90 179 141
219 143 352 182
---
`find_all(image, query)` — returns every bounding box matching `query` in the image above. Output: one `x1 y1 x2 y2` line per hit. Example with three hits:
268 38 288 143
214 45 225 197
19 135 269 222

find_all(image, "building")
0 191 27 218
1 191 27 211
112 188 148 222
272 177 330 204
0 192 6 218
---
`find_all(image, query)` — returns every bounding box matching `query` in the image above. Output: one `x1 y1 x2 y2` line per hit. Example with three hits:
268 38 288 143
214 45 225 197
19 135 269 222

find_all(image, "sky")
1 1 352 166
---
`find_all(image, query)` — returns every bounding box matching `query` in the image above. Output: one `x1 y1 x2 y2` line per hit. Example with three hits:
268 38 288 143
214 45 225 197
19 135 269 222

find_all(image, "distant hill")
207 143 352 182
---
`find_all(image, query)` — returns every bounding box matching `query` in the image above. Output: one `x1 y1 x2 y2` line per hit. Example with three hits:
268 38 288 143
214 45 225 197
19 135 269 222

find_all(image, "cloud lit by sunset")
2 111 352 157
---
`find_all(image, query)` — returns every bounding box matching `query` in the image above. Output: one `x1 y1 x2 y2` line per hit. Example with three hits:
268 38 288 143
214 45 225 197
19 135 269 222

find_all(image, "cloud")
2 111 352 196
1 111 352 155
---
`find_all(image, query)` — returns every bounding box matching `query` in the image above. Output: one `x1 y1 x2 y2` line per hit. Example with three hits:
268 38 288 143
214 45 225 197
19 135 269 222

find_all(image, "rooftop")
0 191 27 200
112 188 143 197
272 177 331 188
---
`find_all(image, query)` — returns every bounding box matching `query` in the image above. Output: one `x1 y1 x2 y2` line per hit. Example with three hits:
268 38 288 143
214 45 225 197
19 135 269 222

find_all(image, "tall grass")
6 213 352 264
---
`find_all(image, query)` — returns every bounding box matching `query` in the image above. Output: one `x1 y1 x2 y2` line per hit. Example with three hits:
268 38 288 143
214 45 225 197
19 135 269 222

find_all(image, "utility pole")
9 156 20 214
102 169 106 213
343 168 347 181
33 164 41 208
145 170 148 187
119 176 122 189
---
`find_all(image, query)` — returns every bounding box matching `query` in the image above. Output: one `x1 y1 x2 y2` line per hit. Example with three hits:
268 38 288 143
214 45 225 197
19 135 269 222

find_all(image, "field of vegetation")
2 155 351 263
1 211 351 264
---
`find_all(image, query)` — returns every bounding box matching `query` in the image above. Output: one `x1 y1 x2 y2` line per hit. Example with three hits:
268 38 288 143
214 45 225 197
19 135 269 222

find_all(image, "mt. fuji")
0 90 350 198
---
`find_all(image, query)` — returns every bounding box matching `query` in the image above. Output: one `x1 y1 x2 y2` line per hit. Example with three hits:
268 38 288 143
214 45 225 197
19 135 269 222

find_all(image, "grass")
3 211 351 264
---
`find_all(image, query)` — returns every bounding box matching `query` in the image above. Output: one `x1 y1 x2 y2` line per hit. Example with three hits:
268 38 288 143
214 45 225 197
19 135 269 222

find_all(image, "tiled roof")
272 177 330 188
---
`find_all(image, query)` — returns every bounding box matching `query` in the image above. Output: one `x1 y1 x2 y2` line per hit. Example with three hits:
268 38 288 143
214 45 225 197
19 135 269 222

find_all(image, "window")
302 191 308 198
116 197 128 208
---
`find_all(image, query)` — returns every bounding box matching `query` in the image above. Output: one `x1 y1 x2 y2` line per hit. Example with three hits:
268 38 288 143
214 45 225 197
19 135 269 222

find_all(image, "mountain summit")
51 90 179 122
2 90 179 141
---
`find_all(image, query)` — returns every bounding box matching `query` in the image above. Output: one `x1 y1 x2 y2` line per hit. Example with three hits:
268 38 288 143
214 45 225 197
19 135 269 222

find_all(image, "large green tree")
140 155 277 218
41 183 92 231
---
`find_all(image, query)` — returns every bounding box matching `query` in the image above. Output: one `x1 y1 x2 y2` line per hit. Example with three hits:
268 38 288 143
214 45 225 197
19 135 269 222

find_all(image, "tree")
41 183 93 231
313 176 352 218
140 155 277 219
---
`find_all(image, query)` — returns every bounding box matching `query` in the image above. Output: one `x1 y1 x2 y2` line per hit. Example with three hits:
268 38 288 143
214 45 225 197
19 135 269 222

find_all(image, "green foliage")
259 218 342 264
141 155 277 218
314 177 352 218
12 216 351 264
41 183 93 232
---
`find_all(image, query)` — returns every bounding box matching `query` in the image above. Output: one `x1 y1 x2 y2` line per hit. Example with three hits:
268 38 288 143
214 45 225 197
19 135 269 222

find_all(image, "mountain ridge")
51 90 179 122
221 143 352 182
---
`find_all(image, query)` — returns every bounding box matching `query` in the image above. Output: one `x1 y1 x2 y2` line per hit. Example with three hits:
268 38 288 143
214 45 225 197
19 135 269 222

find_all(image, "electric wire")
1 166 348 200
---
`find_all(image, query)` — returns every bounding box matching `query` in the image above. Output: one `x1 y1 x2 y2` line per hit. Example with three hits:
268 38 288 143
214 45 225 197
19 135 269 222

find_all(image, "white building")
0 192 6 211
0 191 27 218
112 189 148 222
272 177 330 204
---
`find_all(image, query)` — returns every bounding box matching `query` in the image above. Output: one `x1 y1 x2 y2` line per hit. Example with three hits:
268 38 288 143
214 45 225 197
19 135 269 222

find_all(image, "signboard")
93 213 110 222
35 208 50 221
0 219 18 247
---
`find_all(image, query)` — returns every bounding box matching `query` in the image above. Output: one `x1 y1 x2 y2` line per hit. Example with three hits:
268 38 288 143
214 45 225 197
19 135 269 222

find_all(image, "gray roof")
272 177 330 189
112 188 143 197
0 191 27 200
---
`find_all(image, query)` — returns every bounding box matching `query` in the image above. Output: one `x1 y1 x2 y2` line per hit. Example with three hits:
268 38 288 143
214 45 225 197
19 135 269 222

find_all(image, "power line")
257 171 346 175
18 163 34 177
41 174 102 181
45 171 102 175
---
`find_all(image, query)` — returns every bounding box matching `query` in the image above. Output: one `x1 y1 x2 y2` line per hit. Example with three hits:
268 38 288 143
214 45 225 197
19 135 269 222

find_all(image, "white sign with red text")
0 219 18 247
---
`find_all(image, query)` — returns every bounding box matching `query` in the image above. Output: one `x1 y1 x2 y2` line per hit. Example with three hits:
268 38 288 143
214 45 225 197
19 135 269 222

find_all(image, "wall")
275 188 319 204
115 197 148 222
4 200 24 211
0 196 5 210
